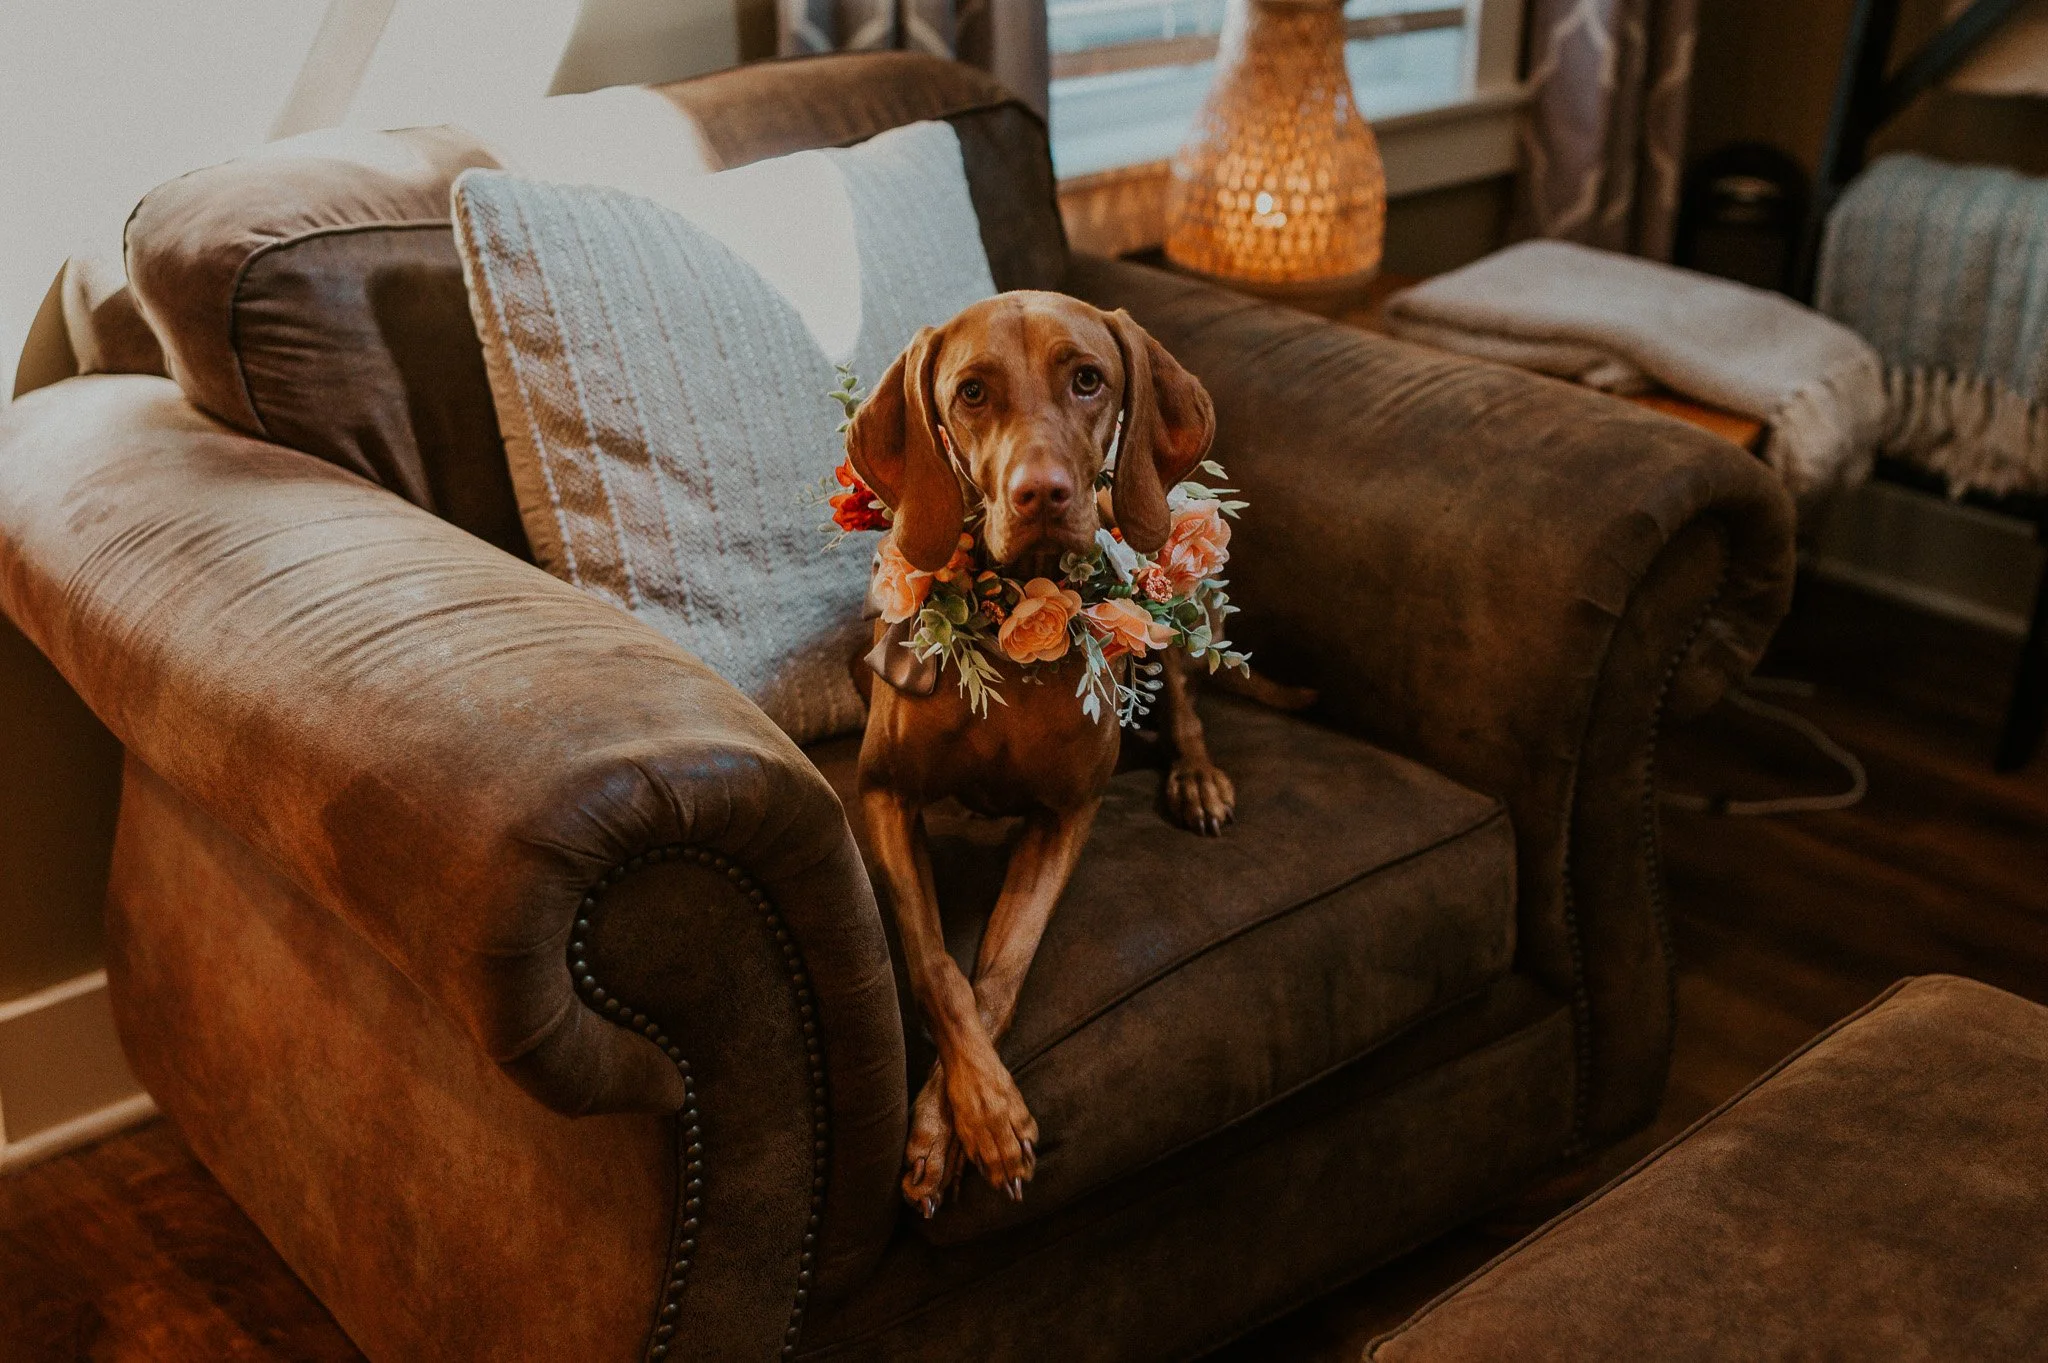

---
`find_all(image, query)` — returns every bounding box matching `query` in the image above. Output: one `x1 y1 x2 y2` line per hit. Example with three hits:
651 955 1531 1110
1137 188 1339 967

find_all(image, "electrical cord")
1660 678 1868 816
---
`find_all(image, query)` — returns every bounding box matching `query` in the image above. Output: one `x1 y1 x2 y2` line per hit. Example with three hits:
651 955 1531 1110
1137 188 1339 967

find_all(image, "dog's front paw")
901 1067 963 1218
945 1057 1039 1199
1166 758 1236 836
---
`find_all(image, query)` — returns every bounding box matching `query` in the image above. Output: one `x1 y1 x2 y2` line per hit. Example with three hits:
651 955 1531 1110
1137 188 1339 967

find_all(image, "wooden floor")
5 575 2045 1361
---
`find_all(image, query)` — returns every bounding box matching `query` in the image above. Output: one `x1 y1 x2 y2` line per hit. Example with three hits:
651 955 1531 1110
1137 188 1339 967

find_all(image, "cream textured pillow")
453 121 996 744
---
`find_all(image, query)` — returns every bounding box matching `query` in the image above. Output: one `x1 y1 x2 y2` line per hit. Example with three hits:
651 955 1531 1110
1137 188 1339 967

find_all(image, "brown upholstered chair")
0 53 1796 1363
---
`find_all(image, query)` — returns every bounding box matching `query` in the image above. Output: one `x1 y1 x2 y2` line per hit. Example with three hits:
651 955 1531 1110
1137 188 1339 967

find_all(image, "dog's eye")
1072 365 1104 397
958 379 986 405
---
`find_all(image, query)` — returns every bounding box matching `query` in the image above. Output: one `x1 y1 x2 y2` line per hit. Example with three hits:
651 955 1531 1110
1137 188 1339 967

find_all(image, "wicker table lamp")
1163 0 1385 307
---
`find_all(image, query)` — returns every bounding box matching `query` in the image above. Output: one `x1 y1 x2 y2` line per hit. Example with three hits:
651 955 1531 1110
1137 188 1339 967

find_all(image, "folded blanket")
1818 153 2048 498
1384 239 1887 494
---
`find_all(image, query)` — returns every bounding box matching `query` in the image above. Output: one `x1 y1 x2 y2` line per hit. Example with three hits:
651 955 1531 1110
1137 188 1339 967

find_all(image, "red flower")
829 460 890 533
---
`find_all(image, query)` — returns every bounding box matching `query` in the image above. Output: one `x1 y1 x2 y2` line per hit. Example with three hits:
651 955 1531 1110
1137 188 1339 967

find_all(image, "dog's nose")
1007 463 1074 518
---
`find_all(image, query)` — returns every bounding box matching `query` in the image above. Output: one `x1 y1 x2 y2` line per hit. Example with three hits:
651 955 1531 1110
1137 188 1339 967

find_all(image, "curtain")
1516 0 1699 260
776 0 1049 117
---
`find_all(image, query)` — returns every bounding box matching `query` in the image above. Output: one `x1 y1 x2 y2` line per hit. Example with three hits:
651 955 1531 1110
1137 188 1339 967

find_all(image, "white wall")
0 0 745 398
552 0 741 96
0 1 331 396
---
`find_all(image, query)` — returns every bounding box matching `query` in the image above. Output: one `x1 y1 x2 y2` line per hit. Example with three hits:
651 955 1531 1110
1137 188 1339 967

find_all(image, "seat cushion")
121 53 1061 559
1370 975 2048 1363
811 694 1516 1242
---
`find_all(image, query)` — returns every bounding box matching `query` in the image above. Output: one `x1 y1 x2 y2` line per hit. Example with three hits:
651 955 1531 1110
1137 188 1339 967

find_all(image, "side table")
1337 272 1767 454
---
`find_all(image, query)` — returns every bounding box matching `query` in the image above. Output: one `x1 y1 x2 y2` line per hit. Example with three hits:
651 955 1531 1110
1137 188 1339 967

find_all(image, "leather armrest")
1067 255 1797 1142
0 376 907 1296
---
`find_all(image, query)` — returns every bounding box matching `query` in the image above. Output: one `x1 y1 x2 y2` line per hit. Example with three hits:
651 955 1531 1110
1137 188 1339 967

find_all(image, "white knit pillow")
453 121 996 744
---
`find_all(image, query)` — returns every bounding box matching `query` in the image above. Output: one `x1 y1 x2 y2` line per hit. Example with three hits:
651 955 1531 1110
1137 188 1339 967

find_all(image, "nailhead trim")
1562 568 1727 1157
571 845 829 1363
1640 580 1726 1109
1555 846 1595 1159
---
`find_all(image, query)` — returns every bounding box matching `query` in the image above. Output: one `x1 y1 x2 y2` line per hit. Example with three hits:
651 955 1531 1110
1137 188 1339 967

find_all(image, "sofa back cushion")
122 52 1064 560
453 121 996 742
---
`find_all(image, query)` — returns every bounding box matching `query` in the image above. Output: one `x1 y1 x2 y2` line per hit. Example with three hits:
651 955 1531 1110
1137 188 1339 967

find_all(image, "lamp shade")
1163 0 1385 292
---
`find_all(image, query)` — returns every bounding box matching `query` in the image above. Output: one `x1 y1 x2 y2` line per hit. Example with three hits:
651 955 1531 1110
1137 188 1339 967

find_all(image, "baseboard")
0 968 155 1174
0 1090 157 1174
1803 479 2043 638
1803 553 2032 637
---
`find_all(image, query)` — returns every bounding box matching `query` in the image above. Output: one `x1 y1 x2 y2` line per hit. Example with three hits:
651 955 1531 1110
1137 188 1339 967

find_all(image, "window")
1048 0 1496 180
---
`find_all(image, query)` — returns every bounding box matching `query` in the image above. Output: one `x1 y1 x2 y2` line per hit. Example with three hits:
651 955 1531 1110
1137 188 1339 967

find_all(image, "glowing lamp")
1164 0 1386 298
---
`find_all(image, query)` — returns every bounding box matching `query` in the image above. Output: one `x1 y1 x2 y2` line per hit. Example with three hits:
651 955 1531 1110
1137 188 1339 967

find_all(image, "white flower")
1095 527 1140 583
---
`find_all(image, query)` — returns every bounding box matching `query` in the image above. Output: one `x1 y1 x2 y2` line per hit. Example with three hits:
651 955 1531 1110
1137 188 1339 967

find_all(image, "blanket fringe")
1763 349 1888 498
1878 366 2048 499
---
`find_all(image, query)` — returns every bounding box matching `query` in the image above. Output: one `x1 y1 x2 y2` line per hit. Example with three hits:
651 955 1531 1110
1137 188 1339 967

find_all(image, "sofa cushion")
810 695 1517 1242
121 53 1062 560
452 121 995 743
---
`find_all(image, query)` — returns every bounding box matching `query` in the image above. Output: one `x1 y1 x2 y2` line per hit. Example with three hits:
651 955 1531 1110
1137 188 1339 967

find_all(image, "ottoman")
1369 975 2048 1361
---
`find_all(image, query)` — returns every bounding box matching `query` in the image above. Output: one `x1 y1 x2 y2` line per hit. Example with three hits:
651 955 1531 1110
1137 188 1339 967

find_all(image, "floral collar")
824 368 1249 726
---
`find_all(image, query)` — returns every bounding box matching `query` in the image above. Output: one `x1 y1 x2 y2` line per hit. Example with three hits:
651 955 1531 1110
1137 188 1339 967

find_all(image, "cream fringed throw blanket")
1819 153 2048 498
1384 240 1887 495
453 121 996 744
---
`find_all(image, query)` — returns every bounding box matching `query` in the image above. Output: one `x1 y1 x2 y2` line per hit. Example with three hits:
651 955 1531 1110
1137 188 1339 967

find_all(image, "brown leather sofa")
0 53 1796 1363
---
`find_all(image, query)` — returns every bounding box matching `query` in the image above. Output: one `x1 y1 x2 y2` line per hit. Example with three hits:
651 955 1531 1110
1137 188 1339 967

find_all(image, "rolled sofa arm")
0 375 907 1304
1068 256 1797 1144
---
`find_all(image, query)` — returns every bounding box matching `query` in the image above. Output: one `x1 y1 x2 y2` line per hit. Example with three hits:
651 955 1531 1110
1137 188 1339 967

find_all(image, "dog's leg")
863 789 1028 1214
888 803 1100 1209
1160 648 1236 836
903 1063 963 1213
955 800 1100 1199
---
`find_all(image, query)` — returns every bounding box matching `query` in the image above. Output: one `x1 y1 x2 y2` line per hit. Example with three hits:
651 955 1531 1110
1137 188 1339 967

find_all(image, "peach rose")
1145 499 1232 598
1083 597 1174 659
997 578 1081 664
872 537 933 624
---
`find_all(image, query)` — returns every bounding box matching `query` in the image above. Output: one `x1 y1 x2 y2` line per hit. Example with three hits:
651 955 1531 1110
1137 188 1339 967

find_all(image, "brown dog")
847 291 1233 1213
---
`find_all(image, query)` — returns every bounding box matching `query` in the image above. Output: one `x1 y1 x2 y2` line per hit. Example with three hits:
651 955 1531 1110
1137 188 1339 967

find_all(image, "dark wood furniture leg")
1807 0 2038 771
1996 522 2048 772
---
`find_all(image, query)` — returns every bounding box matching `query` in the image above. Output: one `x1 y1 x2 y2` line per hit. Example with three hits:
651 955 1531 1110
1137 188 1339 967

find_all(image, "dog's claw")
921 1197 936 1219
1167 759 1237 837
1006 1179 1024 1202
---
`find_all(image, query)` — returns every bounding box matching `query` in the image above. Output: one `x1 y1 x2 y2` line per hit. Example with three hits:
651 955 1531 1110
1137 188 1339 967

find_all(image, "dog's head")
847 291 1215 574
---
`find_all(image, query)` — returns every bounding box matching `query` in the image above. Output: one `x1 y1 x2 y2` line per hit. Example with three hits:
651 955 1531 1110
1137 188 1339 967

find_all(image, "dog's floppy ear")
846 326 965 572
1105 309 1216 554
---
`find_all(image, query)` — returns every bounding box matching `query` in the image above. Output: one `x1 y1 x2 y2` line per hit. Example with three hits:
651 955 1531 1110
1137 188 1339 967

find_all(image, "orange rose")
997 578 1080 664
872 537 933 624
1148 499 1231 598
1083 597 1174 659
